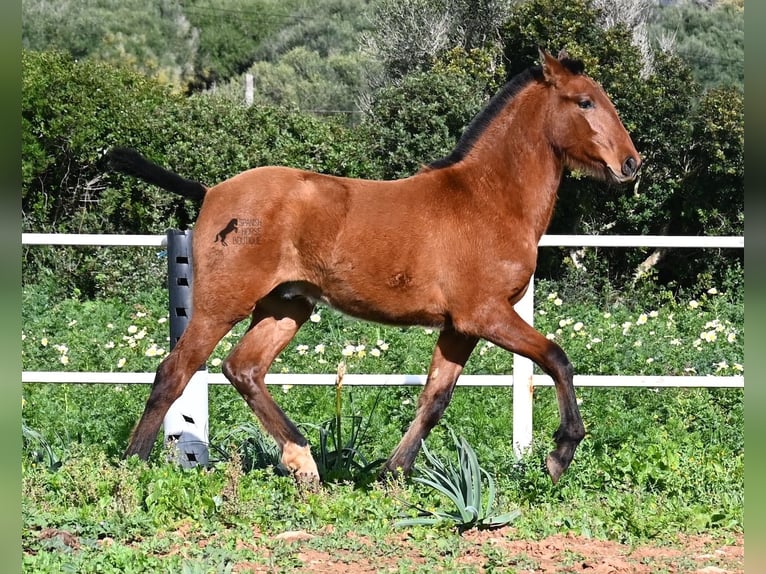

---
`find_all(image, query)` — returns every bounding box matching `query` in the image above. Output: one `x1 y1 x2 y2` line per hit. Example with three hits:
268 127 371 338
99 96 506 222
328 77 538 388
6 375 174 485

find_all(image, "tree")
182 0 288 90
22 0 200 86
253 0 375 61
648 0 744 92
361 0 511 80
213 47 378 121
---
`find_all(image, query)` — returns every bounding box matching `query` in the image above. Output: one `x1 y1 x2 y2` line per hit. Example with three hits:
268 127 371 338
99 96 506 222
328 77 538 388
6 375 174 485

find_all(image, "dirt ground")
233 528 744 573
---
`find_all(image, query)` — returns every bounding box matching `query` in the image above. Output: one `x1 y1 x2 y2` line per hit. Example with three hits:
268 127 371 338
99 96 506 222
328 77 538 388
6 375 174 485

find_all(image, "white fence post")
512 276 535 458
163 230 209 468
245 73 253 107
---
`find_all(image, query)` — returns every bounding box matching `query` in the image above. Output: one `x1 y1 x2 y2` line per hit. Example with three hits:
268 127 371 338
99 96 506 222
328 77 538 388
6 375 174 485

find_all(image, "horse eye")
578 99 594 110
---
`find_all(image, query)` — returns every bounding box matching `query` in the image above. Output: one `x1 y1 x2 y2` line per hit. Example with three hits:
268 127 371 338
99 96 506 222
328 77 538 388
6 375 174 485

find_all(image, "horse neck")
457 85 563 241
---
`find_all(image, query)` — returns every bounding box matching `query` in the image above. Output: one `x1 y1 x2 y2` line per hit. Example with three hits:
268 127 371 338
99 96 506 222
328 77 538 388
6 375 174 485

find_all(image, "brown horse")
108 49 640 484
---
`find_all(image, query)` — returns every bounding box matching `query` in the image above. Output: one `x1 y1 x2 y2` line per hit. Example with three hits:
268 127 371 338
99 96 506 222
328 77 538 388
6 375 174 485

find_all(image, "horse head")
539 48 641 184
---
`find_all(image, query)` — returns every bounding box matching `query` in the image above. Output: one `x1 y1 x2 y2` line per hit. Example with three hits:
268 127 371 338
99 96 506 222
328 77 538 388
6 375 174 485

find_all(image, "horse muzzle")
621 156 640 179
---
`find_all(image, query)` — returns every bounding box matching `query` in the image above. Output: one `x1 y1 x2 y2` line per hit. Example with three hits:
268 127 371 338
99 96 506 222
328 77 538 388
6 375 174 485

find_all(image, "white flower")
715 361 729 372
282 384 293 393
107 323 114 329
309 313 321 323
701 331 717 343
547 292 558 300
60 355 69 365
727 332 736 344
707 287 718 295
670 338 682 346
733 363 744 372
376 340 389 351
553 298 563 306
688 300 699 309
127 325 138 334
370 348 381 357
314 344 325 354
136 311 146 318
341 345 354 357
546 333 556 340
646 357 654 364
573 322 584 332
40 337 48 346
211 358 222 367
134 329 147 340
144 344 165 358
423 328 434 335
104 341 115 349
158 317 167 324
636 313 648 325
117 357 126 368
296 344 309 355
603 312 611 319
538 309 547 315
590 337 601 344
633 340 642 347
67 319 77 327
649 310 659 318
559 319 568 328
684 367 697 373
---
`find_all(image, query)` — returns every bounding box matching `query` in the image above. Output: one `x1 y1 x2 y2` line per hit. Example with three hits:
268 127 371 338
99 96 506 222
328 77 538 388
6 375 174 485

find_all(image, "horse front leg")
463 305 585 483
383 329 478 476
125 316 233 460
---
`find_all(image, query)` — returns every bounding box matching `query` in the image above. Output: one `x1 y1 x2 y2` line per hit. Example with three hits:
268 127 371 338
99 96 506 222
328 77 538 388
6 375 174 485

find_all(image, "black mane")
428 57 584 170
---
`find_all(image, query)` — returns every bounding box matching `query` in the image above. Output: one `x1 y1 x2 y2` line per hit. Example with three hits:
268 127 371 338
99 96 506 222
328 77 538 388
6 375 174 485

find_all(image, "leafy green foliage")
364 0 509 80
221 47 376 120
253 0 374 62
22 0 200 86
182 0 288 89
396 432 521 531
649 0 744 92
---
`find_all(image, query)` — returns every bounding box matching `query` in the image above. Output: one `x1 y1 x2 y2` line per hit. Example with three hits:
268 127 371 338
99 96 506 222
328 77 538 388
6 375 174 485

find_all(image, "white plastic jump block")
163 370 210 468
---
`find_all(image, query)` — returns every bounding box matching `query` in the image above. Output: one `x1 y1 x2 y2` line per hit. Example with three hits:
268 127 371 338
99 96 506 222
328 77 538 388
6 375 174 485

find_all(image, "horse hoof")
545 452 564 484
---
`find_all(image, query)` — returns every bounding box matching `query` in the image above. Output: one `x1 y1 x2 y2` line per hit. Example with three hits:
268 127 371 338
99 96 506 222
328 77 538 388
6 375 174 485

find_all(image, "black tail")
106 147 207 201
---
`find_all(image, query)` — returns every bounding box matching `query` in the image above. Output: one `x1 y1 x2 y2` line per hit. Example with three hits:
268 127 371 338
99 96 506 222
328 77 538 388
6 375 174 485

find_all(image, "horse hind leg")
222 296 319 483
125 315 234 460
383 329 478 476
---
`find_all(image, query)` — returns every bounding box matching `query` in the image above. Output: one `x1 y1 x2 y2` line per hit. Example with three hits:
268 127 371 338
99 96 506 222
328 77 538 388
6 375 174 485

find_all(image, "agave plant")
395 431 521 531
22 422 62 471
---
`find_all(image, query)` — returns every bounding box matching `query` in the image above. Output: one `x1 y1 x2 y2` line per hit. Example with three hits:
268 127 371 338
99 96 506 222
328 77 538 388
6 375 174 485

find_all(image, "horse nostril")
622 156 638 177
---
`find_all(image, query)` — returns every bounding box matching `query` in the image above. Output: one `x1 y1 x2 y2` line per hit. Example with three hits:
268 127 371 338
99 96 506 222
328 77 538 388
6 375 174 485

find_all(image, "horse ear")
539 47 564 85
557 48 570 61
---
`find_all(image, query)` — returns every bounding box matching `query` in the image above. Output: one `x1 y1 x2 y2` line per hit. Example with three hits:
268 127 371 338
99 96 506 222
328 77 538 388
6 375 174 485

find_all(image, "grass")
21 276 744 571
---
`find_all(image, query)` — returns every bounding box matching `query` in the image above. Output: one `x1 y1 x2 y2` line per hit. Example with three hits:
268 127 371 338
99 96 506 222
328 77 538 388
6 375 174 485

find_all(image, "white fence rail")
22 233 744 457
